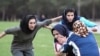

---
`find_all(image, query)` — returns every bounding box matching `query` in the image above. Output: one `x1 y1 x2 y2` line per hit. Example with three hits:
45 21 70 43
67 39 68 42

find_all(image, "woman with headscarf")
59 20 99 56
0 15 61 56
51 24 75 56
60 7 98 32
49 7 97 56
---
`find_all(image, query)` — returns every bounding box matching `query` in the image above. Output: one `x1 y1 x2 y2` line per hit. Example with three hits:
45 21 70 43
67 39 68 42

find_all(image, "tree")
0 0 11 20
28 0 56 17
80 0 100 19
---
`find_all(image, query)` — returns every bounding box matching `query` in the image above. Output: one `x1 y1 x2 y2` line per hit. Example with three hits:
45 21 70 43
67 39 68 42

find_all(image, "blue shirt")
61 32 99 56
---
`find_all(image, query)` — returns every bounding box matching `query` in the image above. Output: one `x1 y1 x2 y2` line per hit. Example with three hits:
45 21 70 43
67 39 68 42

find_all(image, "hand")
92 28 97 32
57 37 67 45
55 52 64 56
0 32 6 39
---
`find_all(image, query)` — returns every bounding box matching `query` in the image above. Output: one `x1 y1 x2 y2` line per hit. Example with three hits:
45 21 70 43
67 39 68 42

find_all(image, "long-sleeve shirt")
5 19 52 50
61 32 99 56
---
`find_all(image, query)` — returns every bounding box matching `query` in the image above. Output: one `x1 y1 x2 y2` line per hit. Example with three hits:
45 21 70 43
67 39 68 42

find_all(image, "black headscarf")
20 15 36 34
62 8 79 31
51 24 69 42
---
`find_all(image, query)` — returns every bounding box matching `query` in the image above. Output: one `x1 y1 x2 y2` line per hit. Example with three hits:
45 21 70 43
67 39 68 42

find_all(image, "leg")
11 49 24 56
23 49 34 56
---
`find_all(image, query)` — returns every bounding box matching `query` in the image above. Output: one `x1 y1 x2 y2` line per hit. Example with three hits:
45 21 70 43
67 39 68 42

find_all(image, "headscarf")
73 20 88 37
62 8 79 31
51 24 69 42
20 15 37 34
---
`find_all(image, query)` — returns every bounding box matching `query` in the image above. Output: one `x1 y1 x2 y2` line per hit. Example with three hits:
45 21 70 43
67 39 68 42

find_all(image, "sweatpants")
11 49 34 56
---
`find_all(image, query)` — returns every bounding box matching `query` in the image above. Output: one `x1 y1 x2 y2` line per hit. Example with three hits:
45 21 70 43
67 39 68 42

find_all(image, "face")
53 30 67 44
28 19 36 30
66 12 74 22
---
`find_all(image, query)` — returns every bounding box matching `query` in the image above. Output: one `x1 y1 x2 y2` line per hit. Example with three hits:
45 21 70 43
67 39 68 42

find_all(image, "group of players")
0 7 100 56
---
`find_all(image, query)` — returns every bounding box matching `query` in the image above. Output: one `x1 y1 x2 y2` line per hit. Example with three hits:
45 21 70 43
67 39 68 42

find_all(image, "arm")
44 21 62 30
0 27 19 39
37 16 62 28
44 25 53 30
0 32 6 39
80 17 98 32
50 16 62 22
80 17 97 27
87 26 98 32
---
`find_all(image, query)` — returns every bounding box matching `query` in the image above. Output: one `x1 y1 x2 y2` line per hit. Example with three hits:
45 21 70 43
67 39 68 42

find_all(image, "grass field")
0 21 100 56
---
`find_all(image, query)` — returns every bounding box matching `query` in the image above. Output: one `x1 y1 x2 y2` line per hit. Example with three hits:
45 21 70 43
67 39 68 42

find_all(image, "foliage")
0 0 100 21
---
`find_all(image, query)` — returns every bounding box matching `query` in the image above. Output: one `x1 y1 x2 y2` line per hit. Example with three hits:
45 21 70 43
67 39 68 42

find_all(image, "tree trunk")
77 0 81 16
11 14 16 21
92 0 95 21
2 7 6 21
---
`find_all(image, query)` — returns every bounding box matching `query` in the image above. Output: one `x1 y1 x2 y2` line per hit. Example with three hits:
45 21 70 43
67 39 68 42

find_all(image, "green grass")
0 21 100 56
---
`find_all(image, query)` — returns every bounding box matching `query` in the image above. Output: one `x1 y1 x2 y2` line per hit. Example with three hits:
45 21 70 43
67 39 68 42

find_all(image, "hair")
20 15 36 34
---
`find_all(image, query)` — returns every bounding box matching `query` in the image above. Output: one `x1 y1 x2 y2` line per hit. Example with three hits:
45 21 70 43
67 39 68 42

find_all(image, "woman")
59 20 99 56
60 8 97 32
49 8 98 56
47 8 97 32
0 15 61 56
51 24 75 56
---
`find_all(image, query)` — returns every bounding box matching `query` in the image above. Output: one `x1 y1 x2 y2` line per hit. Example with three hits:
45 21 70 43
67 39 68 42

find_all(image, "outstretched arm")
0 32 6 39
80 17 98 32
38 16 62 28
0 26 19 39
80 17 97 27
44 25 53 30
44 16 62 29
50 16 62 22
